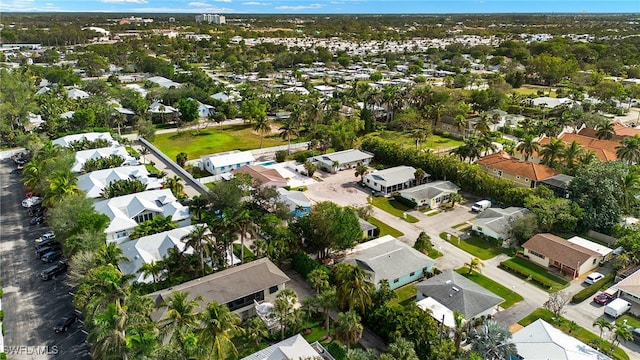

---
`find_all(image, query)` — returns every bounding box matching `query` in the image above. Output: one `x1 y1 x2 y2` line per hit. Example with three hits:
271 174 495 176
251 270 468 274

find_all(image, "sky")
2 0 639 14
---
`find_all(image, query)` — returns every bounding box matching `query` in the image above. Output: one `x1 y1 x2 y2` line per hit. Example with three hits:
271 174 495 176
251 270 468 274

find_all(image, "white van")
471 200 491 213
585 272 605 285
604 298 632 318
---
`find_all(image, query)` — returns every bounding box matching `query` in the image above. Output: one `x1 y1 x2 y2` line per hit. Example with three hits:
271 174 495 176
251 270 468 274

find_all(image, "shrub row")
291 252 331 280
499 261 555 289
326 342 347 360
571 272 615 304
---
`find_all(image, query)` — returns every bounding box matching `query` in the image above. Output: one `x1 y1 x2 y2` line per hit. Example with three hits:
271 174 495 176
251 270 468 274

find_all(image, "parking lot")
0 160 89 359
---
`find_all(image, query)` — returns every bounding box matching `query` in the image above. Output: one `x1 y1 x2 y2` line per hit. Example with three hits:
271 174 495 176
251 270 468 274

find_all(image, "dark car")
35 243 62 258
594 292 614 305
633 328 640 345
35 237 57 249
53 313 78 333
40 261 68 280
30 216 45 225
41 250 63 263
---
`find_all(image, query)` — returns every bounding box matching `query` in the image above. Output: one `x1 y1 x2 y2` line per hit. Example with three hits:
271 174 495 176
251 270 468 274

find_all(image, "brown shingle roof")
522 233 601 267
478 151 559 181
232 165 287 186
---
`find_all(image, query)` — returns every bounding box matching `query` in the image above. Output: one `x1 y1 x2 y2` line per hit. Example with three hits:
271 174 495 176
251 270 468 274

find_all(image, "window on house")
477 227 483 232
593 258 597 264
410 272 415 277
492 168 497 172
116 231 127 238
269 285 278 294
516 175 520 179
393 278 399 283
525 178 530 182
529 250 545 259
497 170 503 177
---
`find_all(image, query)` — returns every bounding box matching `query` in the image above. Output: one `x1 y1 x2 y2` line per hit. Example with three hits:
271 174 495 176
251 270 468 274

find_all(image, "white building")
77 165 164 199
72 146 136 173
398 180 459 209
363 165 419 194
53 132 115 148
471 207 529 245
241 334 333 360
200 150 255 175
94 189 191 244
147 76 181 89
195 14 226 24
308 149 373 173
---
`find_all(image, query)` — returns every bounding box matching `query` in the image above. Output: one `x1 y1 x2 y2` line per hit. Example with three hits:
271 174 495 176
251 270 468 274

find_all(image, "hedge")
326 342 347 360
499 261 556 289
291 252 331 280
571 272 615 304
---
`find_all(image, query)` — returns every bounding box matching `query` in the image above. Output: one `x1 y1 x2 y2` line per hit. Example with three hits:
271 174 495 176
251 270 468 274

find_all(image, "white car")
22 196 43 208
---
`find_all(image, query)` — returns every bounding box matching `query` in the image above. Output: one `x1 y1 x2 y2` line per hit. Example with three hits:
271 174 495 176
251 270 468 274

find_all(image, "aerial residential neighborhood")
2 9 640 360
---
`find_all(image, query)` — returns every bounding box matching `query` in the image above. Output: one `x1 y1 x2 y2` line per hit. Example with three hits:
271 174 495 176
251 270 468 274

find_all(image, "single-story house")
308 149 373 173
241 334 333 360
93 189 191 244
53 132 115 148
526 96 574 109
415 270 504 326
435 115 471 139
398 180 459 208
196 100 215 118
359 218 377 239
538 173 574 198
512 319 612 360
276 188 312 217
148 100 178 114
363 165 424 195
148 258 290 321
233 165 287 188
414 270 504 327
147 75 181 89
615 269 640 314
471 207 529 245
478 151 559 188
72 145 137 173
67 88 90 100
201 150 255 176
521 233 602 278
77 165 164 199
210 91 242 104
339 235 434 290
566 236 614 263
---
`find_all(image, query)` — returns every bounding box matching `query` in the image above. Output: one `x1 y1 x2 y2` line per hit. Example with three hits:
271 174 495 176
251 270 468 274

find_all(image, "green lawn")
428 248 443 259
367 217 404 237
439 232 510 260
364 131 464 151
519 308 629 360
233 243 256 263
369 196 419 223
389 283 417 308
616 314 640 329
501 257 569 292
455 268 523 309
153 124 289 161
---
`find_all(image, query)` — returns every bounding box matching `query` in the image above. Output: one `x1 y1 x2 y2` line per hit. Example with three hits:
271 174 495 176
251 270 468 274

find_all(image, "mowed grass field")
153 124 289 161
364 131 464 150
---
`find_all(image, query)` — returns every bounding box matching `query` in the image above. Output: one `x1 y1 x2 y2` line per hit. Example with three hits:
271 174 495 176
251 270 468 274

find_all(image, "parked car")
36 243 62 258
41 250 63 263
40 261 68 280
30 216 45 225
594 292 614 305
37 231 55 242
28 205 43 216
585 272 605 285
53 313 78 333
35 237 57 249
22 196 43 208
471 200 491 213
604 298 632 318
633 328 640 345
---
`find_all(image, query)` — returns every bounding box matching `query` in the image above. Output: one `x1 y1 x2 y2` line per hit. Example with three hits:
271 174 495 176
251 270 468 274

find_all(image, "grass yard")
367 217 404 237
364 131 464 151
439 232 510 260
428 248 443 259
153 124 289 161
501 257 569 292
233 243 255 263
369 196 419 223
519 308 629 360
616 314 640 329
389 283 417 308
455 268 523 309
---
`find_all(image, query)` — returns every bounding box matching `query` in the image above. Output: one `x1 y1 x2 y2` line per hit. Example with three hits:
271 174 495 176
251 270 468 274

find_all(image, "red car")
594 292 614 305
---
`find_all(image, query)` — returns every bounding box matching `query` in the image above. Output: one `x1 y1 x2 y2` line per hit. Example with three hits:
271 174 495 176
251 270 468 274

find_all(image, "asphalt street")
0 160 89 360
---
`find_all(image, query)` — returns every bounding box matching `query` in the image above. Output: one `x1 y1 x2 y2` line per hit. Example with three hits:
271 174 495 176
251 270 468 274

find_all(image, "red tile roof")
478 151 559 181
539 133 619 161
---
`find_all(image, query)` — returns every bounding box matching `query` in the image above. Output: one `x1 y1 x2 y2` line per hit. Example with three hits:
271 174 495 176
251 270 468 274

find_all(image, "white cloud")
188 1 210 6
275 3 324 10
101 0 148 3
131 5 234 12
243 1 270 4
214 0 232 2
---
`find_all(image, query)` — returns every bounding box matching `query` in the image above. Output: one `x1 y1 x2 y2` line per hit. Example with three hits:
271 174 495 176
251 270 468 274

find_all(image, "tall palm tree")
539 137 566 168
577 150 598 168
88 302 128 360
279 119 299 154
315 287 338 333
274 289 299 340
354 164 369 183
386 337 419 360
612 324 633 351
592 317 612 339
562 140 584 169
334 310 363 351
619 170 640 213
474 113 493 135
453 311 466 355
411 126 429 150
95 242 129 267
516 135 540 161
21 158 45 192
45 169 80 206
188 195 209 222
333 262 373 313
138 260 165 283
244 317 268 347
254 116 271 148
454 114 468 135
596 121 615 140
198 300 244 360
465 257 484 274
232 209 256 263
182 224 213 276
158 291 204 346
414 168 427 185
307 268 330 294
617 135 640 164
468 321 517 360
164 175 185 199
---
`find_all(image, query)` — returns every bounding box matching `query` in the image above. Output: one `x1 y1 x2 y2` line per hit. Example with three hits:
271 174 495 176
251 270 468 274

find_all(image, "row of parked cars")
35 232 68 280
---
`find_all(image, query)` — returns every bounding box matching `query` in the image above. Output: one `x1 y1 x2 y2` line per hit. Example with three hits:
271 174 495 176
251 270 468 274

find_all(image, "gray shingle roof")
365 166 416 187
399 180 458 201
414 270 504 319
472 207 528 235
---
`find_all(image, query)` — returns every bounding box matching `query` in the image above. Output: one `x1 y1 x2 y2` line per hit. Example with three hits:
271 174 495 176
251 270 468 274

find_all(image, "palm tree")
468 321 517 360
315 287 338 333
539 137 566 168
88 302 128 360
592 317 612 340
562 140 584 169
617 135 640 164
619 170 640 213
189 195 209 222
333 262 373 313
448 192 464 207
274 289 299 340
334 310 363 351
354 164 369 183
254 116 272 148
307 268 330 294
612 323 633 351
596 121 615 140
474 113 493 135
138 260 165 283
577 150 598 168
158 291 203 346
182 224 213 276
139 146 150 163
516 135 540 161
95 242 129 267
465 257 484 274
453 311 466 355
411 126 429 150
279 119 299 154
414 168 427 185
454 114 468 134
386 337 419 360
250 238 268 259
198 300 244 360
233 209 256 263
244 317 268 347
45 169 80 206
21 158 45 192
164 175 185 199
